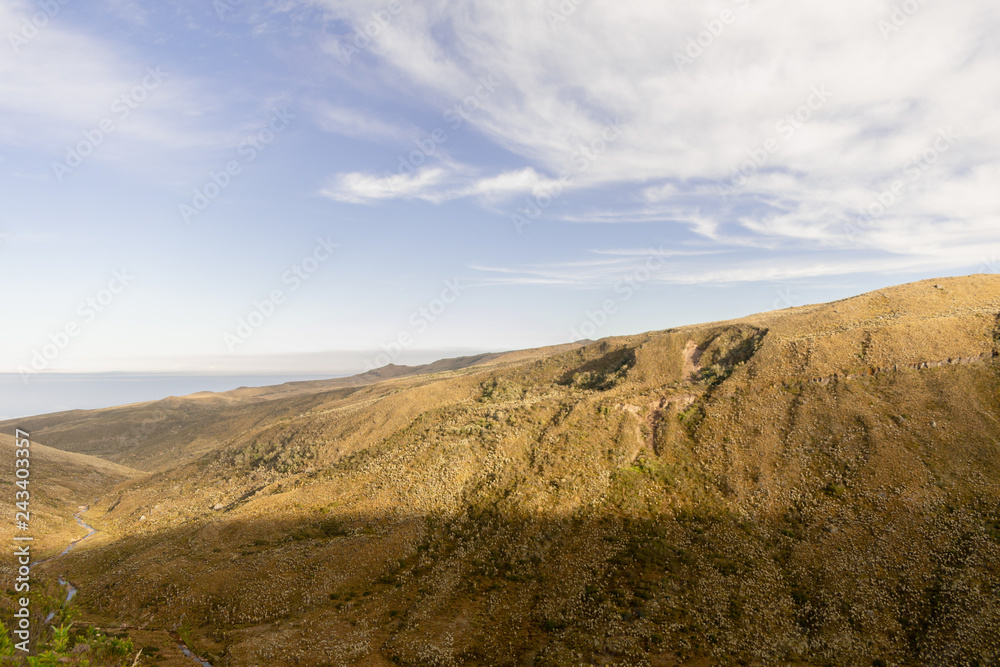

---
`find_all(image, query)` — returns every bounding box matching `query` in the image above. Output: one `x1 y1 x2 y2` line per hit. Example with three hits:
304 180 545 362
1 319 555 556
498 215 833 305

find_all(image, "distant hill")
0 346 581 471
10 275 1000 666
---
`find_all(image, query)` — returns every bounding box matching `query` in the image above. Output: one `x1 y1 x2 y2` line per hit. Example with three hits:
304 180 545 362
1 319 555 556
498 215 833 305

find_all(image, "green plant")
0 621 15 658
320 517 348 537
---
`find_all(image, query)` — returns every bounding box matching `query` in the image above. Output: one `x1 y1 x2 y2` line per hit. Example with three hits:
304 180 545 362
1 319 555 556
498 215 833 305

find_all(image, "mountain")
7 275 1000 666
0 347 580 472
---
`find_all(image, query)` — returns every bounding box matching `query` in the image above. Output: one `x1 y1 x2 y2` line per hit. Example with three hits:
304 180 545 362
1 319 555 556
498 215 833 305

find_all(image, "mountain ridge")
0 344 584 471
5 274 1000 666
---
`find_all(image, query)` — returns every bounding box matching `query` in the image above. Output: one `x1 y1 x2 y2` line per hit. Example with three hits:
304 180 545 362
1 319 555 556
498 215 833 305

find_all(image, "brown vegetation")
4 275 1000 665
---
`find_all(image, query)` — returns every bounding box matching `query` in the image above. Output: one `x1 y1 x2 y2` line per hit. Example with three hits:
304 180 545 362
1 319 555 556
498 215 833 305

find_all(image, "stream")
33 510 92 622
38 506 213 667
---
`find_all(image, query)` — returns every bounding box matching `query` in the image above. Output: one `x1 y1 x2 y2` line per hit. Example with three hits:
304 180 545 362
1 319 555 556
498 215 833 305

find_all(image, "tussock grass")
5 276 1000 665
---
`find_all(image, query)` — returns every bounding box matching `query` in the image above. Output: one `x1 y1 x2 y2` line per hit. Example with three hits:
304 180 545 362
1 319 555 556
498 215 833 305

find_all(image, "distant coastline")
0 372 348 420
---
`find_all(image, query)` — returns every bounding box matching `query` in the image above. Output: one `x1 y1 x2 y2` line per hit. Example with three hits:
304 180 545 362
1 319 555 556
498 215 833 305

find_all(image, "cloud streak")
303 0 1000 276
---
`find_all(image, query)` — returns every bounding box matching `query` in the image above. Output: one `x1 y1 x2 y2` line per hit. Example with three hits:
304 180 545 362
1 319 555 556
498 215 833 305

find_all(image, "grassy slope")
0 432 141 652
18 275 1000 665
0 433 141 556
0 347 581 472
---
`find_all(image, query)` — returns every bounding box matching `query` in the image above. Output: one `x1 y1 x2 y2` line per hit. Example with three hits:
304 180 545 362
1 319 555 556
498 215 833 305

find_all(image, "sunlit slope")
27 276 1000 665
0 433 141 558
0 347 579 472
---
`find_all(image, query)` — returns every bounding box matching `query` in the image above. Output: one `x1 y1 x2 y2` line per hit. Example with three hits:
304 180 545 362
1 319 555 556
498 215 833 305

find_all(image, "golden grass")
4 275 1000 665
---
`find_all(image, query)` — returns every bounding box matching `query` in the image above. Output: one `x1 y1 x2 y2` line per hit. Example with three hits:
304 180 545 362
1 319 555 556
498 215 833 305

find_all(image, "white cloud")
302 0 1000 279
320 164 573 205
642 183 679 203
320 166 448 203
455 167 568 203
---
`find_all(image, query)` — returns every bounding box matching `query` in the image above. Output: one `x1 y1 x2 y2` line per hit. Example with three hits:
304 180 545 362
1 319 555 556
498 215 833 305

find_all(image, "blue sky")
1 0 998 375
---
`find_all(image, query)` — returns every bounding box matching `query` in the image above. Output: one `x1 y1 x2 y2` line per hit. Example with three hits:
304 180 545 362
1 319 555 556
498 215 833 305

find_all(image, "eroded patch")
682 340 704 381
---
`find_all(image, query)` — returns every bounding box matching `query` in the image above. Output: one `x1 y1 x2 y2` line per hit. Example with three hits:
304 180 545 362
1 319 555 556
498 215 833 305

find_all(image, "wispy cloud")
299 0 1000 273
472 246 989 288
320 166 449 203
310 102 411 142
456 168 561 201
319 165 571 205
0 1 287 176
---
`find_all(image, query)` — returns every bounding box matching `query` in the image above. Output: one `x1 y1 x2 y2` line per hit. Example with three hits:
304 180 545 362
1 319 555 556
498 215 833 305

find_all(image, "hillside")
10 275 1000 666
0 433 141 659
0 347 579 472
0 434 141 557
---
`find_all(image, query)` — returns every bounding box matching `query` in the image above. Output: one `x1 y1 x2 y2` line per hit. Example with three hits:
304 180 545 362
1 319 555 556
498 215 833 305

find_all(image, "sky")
1 0 999 379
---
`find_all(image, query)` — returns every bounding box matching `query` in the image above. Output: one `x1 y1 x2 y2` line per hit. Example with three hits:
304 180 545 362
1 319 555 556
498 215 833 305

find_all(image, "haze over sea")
0 372 342 421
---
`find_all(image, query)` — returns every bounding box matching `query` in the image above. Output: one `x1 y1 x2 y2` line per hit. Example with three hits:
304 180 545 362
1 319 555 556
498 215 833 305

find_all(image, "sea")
0 372 346 421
